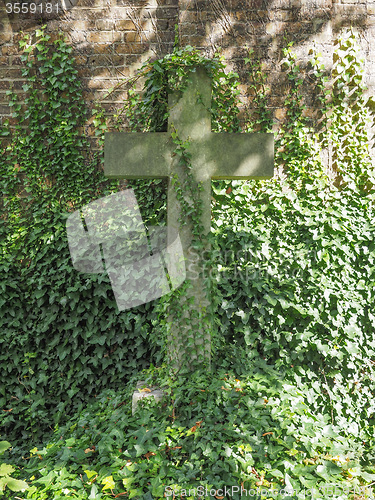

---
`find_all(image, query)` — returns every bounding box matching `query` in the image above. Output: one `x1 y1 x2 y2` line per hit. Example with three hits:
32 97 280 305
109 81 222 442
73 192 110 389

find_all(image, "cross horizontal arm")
104 132 172 179
191 132 274 180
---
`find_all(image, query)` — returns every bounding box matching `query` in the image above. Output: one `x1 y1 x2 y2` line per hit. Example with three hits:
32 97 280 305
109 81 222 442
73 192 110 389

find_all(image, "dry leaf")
189 420 203 433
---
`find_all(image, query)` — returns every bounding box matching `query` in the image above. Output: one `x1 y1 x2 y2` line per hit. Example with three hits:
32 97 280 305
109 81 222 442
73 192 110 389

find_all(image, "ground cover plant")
6 359 375 499
0 27 375 499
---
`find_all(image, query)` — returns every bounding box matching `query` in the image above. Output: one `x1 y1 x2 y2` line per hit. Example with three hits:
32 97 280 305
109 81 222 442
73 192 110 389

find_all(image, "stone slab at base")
132 380 165 415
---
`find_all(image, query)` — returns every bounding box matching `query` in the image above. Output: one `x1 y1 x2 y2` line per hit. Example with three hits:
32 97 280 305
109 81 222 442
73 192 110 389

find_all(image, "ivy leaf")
101 475 115 491
0 464 15 476
84 470 98 480
5 478 29 492
0 442 11 455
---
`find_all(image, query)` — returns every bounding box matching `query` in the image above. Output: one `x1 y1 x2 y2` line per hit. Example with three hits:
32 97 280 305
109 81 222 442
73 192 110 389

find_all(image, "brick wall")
1 0 375 130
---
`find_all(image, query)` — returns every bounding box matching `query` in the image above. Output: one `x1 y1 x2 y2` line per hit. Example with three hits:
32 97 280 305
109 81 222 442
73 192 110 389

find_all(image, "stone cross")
104 67 274 373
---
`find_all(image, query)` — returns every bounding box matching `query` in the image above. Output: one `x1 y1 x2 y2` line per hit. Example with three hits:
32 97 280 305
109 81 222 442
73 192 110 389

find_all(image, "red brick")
1 45 19 56
124 54 139 66
85 78 120 89
113 43 133 55
96 19 116 30
77 67 93 78
0 105 12 115
154 6 178 19
116 20 136 30
93 44 113 54
64 32 85 43
181 23 196 35
68 20 94 30
88 31 123 43
74 55 88 65
70 8 106 20
0 68 25 78
9 56 25 65
114 42 150 55
157 20 169 30
0 0 375 138
86 54 124 67
124 32 142 43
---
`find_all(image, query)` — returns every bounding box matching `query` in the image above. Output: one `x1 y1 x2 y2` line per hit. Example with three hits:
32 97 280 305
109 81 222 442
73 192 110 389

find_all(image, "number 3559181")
6 3 58 14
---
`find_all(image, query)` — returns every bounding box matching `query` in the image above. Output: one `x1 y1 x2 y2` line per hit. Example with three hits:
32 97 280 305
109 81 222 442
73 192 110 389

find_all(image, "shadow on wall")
0 0 371 123
197 0 369 50
1 0 369 54
0 0 177 56
187 0 370 84
190 0 370 111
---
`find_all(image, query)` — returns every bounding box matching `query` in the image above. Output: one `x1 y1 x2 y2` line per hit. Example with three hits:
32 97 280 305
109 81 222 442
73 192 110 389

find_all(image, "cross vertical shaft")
166 69 213 372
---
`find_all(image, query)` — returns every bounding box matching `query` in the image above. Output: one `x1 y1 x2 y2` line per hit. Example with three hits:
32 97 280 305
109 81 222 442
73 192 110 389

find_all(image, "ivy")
0 28 161 456
10 366 375 499
0 441 28 496
213 26 375 463
1 26 375 499
245 48 273 134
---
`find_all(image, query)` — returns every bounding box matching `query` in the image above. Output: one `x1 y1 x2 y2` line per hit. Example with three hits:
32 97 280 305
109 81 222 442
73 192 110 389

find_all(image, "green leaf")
84 470 98 480
0 442 11 455
89 484 99 498
264 294 277 306
0 464 15 476
5 478 29 492
101 475 115 491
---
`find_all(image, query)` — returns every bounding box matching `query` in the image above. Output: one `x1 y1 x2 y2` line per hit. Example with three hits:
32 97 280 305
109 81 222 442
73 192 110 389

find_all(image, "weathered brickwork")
1 0 375 130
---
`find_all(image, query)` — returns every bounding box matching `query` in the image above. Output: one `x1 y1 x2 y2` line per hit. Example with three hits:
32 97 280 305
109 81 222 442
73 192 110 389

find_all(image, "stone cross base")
131 380 165 415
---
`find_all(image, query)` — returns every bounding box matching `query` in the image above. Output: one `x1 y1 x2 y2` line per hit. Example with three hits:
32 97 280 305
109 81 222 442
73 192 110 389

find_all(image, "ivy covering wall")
0 27 375 486
0 30 165 452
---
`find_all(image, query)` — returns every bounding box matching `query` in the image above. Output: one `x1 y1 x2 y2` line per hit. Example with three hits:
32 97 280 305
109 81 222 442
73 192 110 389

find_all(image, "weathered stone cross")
104 67 274 373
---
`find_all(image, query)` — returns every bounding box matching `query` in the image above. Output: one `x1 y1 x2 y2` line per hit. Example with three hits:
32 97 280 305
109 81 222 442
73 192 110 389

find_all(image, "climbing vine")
213 27 375 454
1 25 375 498
329 32 375 193
0 28 160 454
